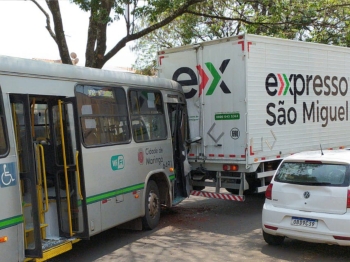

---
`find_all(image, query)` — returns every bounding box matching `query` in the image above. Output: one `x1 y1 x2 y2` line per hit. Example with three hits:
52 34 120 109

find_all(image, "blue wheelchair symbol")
0 163 16 188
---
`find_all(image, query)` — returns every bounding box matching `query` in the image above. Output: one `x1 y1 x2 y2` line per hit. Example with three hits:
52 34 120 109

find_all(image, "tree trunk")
46 0 72 65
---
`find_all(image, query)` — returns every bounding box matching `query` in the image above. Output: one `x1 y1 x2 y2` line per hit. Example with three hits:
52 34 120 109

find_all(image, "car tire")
263 230 285 245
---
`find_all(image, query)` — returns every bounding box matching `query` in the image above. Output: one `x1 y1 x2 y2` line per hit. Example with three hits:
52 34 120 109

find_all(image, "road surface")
48 192 350 261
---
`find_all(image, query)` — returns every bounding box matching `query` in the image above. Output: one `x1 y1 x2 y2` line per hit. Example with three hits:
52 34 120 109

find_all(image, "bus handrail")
11 104 22 172
58 100 74 237
75 151 83 200
45 107 49 139
134 97 144 141
31 98 36 137
37 144 49 213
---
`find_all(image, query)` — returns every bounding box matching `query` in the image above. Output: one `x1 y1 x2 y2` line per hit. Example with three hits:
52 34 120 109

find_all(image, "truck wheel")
142 180 160 230
263 230 285 245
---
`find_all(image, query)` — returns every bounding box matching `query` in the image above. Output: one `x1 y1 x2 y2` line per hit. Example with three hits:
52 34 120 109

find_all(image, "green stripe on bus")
169 174 175 181
0 215 23 230
86 183 145 205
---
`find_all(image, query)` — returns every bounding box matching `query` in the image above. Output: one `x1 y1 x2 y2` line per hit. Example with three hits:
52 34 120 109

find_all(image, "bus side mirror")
186 136 202 144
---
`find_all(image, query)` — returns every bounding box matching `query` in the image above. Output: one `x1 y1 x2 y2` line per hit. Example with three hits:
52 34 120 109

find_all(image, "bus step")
27 238 80 262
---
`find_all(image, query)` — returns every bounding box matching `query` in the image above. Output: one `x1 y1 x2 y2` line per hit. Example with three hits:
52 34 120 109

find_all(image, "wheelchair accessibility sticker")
0 162 17 188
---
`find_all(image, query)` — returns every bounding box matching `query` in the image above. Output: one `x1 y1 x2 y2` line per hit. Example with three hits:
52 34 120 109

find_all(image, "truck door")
168 102 190 200
10 94 89 259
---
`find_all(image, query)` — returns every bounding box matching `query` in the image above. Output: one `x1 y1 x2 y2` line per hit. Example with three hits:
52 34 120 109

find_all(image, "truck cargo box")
158 34 350 196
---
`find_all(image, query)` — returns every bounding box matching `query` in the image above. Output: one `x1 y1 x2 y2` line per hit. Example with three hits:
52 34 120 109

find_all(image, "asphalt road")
48 192 350 262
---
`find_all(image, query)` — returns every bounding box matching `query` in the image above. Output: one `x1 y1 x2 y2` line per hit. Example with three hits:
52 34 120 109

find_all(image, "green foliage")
40 0 350 70
132 40 157 75
132 0 350 74
131 14 200 75
72 0 114 23
71 0 91 12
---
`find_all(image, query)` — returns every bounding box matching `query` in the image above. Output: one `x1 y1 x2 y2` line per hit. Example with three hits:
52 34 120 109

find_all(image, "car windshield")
274 162 349 186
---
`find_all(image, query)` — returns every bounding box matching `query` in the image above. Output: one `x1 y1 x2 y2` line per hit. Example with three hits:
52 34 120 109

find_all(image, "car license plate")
291 217 318 228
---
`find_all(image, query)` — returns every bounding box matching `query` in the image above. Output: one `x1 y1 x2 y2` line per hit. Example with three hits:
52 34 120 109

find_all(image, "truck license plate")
291 217 318 228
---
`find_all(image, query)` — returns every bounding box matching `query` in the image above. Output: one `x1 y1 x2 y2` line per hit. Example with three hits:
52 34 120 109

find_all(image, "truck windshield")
274 162 350 187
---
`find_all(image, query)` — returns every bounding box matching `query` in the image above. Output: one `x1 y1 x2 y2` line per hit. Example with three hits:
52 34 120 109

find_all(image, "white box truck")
157 34 350 200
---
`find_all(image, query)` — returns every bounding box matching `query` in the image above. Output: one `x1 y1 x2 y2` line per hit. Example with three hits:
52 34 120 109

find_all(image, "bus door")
10 94 42 258
10 94 88 259
168 102 190 201
51 98 89 239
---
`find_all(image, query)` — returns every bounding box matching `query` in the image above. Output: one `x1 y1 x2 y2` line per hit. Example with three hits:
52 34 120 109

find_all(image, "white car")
262 149 350 246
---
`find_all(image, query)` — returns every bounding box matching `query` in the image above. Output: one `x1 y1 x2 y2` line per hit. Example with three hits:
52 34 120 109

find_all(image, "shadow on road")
48 193 350 261
48 193 266 261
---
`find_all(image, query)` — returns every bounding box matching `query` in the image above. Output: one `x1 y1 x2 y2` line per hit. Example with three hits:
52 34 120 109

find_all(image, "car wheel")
142 180 160 230
263 230 285 245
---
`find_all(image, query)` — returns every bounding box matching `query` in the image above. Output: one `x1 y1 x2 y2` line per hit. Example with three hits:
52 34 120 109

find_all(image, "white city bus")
0 55 190 261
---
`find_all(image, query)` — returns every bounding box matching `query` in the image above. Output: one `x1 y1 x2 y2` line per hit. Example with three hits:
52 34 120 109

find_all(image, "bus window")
129 90 167 142
75 85 130 146
0 116 8 156
32 103 49 142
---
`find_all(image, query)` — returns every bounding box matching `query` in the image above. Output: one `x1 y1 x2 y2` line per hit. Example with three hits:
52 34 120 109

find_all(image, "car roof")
283 149 350 164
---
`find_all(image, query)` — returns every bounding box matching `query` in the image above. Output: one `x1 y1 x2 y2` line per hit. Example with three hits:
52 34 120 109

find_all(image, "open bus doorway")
167 102 191 204
10 94 88 259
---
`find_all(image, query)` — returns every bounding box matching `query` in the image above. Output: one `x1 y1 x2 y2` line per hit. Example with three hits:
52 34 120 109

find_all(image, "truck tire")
142 180 160 230
263 230 285 245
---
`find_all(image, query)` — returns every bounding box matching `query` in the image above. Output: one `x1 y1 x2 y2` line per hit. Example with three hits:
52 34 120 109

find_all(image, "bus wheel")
142 180 160 230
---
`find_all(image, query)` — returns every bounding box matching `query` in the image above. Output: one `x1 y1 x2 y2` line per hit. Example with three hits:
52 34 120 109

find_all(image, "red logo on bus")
138 149 144 164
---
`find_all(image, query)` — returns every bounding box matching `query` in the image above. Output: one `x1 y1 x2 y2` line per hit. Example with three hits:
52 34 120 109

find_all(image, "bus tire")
142 180 160 230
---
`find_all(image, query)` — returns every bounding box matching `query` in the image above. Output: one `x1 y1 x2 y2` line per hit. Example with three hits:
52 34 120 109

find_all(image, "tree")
31 0 205 68
131 13 199 74
32 0 350 71
132 0 350 74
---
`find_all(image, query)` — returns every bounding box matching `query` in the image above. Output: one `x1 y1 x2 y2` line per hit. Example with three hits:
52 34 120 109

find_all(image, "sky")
0 0 136 70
